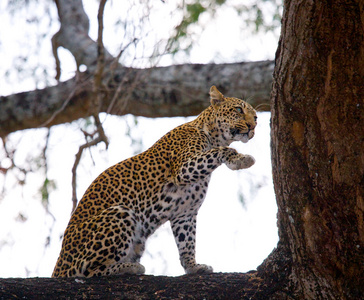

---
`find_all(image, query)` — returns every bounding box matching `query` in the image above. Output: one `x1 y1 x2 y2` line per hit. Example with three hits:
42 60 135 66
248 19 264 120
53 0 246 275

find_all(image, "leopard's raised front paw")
186 264 213 274
225 154 255 170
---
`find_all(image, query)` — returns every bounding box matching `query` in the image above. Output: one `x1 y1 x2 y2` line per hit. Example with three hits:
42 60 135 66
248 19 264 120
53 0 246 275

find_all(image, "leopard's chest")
130 176 211 239
159 176 211 218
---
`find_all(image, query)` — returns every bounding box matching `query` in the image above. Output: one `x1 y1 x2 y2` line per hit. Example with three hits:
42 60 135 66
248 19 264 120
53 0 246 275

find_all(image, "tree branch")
0 272 290 299
0 0 273 139
71 117 108 213
52 0 114 72
0 60 273 138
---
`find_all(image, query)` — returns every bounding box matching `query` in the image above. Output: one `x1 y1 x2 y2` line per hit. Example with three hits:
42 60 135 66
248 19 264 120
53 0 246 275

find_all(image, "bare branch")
51 30 62 81
70 111 109 213
38 85 77 128
0 272 284 299
94 0 107 92
0 60 274 138
52 0 113 72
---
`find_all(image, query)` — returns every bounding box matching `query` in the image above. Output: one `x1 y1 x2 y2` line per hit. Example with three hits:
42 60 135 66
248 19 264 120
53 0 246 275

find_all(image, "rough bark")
0 272 284 300
0 61 273 138
263 0 364 299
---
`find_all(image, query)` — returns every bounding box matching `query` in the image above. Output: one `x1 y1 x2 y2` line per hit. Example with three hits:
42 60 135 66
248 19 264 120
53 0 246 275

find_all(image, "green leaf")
186 3 206 22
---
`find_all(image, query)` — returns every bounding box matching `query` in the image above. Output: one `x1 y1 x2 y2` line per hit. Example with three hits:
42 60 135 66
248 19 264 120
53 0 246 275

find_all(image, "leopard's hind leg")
67 205 146 277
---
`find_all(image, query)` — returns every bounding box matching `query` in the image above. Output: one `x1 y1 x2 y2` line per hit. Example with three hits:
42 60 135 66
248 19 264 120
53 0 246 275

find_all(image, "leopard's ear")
210 86 225 108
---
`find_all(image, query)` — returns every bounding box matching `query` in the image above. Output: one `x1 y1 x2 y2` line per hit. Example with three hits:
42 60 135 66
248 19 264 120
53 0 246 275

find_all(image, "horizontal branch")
0 60 273 138
0 272 283 299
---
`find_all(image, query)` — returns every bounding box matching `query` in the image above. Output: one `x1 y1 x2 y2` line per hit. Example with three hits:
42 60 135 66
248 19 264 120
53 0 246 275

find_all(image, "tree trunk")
261 0 364 298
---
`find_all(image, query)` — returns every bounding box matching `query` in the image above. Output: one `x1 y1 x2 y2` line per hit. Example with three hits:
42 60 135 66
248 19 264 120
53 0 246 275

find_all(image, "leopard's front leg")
173 146 255 185
170 214 213 274
169 146 254 274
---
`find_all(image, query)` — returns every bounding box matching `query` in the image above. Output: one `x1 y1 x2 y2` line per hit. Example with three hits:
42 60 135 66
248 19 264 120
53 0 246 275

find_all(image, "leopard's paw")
115 262 145 275
225 154 255 170
185 264 213 275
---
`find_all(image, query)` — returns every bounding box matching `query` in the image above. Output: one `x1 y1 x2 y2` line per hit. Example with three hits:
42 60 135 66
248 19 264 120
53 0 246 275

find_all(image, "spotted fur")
52 86 257 277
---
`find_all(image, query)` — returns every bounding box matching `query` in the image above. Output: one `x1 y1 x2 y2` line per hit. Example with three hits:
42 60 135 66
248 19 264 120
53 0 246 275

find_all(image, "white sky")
0 0 280 277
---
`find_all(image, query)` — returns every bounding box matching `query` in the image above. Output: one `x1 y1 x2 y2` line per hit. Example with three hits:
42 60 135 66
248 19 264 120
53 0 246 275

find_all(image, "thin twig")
106 77 125 115
51 31 62 81
70 0 109 213
94 0 107 92
38 89 76 128
71 133 107 214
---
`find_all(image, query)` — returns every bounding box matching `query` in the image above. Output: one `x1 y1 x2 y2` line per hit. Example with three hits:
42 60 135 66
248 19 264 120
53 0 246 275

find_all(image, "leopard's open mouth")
230 128 251 143
230 128 241 136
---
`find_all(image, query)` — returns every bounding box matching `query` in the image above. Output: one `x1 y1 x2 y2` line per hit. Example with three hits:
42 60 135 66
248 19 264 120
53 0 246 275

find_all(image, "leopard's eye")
236 107 243 113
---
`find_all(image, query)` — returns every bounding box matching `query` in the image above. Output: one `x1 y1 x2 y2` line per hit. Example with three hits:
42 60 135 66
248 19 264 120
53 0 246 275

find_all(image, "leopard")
52 86 257 277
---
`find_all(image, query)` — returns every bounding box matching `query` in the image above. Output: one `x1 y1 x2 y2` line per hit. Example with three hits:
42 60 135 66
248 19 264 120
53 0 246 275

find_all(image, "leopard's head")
208 86 257 144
